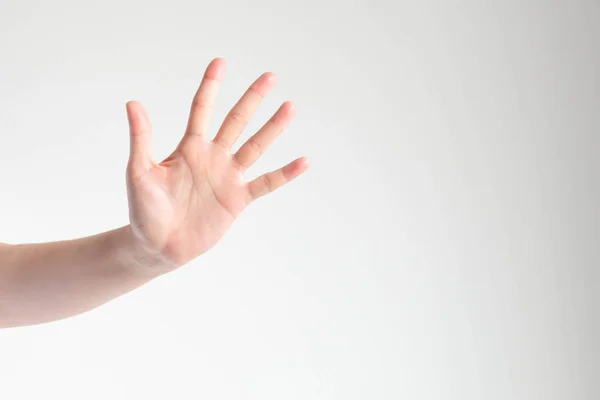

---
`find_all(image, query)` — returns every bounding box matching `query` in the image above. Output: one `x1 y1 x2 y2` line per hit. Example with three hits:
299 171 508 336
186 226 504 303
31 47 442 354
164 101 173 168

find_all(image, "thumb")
125 101 153 178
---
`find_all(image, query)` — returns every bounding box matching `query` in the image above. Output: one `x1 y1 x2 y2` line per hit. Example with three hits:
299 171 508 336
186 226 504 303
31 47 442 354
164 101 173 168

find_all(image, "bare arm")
0 226 166 327
0 58 308 328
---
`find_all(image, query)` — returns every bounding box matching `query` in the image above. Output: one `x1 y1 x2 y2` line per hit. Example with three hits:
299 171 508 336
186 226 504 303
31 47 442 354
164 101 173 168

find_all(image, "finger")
126 101 153 178
247 157 308 200
185 57 226 138
234 101 296 170
213 72 277 150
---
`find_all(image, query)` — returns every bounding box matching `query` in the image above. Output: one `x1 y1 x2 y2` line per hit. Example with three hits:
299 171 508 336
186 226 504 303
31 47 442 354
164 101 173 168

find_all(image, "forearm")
0 225 171 328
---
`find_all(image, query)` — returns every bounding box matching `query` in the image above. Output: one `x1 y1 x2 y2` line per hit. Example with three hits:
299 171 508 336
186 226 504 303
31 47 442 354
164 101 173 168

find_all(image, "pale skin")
0 58 308 328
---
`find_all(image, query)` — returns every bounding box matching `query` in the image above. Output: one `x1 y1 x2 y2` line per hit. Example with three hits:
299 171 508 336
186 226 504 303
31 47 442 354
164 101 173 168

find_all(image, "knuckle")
192 99 212 111
267 117 284 135
248 86 265 99
245 138 263 155
262 174 274 192
228 110 246 124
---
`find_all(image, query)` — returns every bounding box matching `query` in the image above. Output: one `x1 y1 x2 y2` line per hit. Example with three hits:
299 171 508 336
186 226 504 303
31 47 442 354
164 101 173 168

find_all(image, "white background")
0 1 598 399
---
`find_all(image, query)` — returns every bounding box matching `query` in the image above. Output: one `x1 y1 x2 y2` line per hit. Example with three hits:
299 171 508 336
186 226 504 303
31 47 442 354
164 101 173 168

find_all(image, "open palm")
124 58 307 269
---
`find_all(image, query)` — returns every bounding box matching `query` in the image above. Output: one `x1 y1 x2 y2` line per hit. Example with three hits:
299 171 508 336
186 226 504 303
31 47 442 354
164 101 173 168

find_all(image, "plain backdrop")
0 0 598 399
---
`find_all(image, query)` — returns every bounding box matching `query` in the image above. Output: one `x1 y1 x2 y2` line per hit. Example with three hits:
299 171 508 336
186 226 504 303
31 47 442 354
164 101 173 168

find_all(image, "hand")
124 58 308 270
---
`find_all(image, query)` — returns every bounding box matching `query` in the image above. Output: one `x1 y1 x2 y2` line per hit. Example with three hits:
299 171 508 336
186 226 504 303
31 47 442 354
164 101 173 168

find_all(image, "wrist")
107 225 178 278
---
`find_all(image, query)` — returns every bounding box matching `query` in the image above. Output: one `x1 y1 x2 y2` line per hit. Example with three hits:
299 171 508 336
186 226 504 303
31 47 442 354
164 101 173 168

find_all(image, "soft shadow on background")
0 1 598 399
